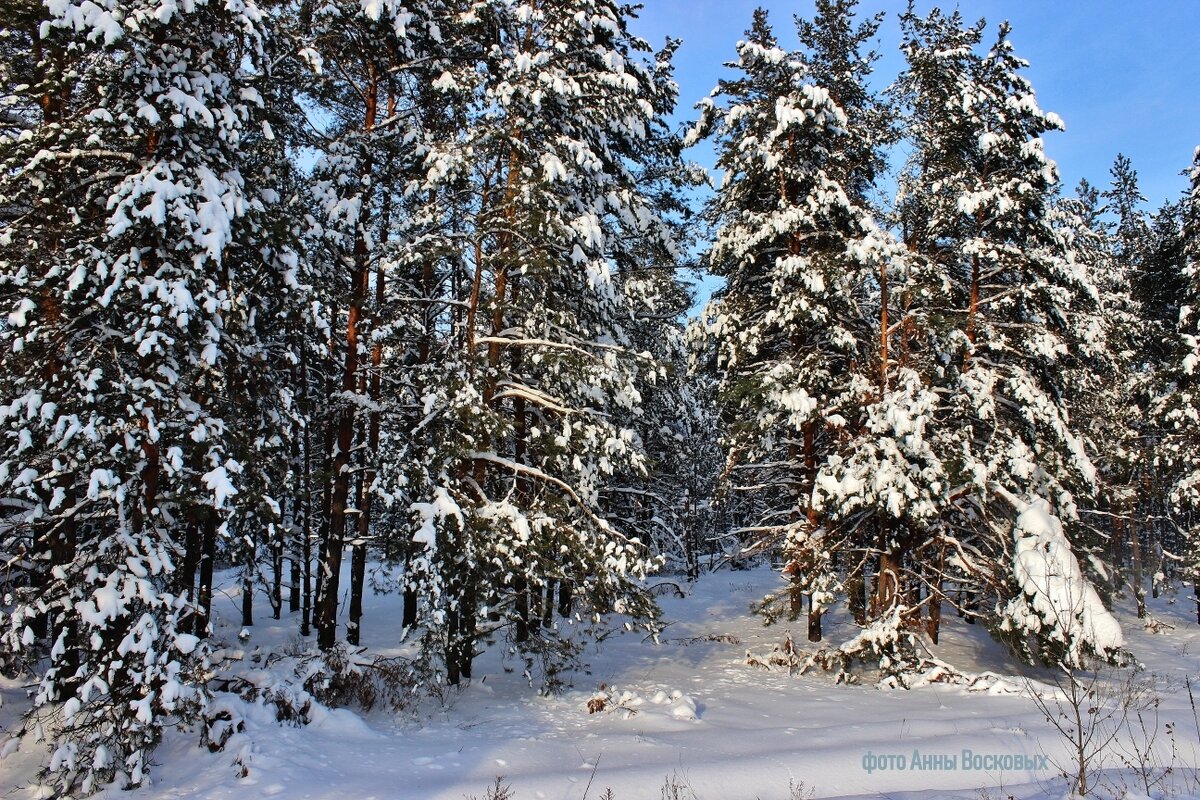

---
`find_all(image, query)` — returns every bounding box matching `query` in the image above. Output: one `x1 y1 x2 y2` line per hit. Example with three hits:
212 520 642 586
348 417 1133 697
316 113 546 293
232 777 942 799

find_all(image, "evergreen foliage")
0 2 1196 794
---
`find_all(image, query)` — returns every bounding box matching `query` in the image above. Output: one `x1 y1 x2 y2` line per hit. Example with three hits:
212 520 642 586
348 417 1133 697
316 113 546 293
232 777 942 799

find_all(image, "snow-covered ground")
3 566 1199 800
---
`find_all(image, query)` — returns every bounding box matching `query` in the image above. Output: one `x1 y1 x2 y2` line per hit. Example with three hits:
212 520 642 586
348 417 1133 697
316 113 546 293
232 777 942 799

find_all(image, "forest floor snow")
3 565 1200 800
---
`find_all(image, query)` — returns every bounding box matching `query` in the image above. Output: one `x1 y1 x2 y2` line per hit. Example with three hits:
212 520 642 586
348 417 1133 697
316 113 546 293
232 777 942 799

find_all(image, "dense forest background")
1 0 1199 794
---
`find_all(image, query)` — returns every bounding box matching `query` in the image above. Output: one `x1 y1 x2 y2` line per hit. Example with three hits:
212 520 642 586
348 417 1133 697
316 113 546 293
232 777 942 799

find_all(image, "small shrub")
465 776 514 800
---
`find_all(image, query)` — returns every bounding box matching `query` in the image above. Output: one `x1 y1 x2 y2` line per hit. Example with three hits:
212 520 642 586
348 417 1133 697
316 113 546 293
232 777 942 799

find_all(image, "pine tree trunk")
29 33 81 696
470 142 525 665
1111 513 1124 594
542 582 554 628
50 483 79 698
196 513 217 638
180 510 202 633
314 410 333 634
847 552 867 625
557 581 573 618
879 245 889 395
1130 514 1146 619
402 585 417 630
963 203 985 369
403 213 437 634
290 555 301 614
444 568 476 684
140 422 160 535
347 403 367 647
530 584 542 632
318 72 378 650
684 490 700 581
513 577 530 644
512 269 536 641
1151 541 1163 599
288 388 302 614
874 517 899 615
317 276 363 649
460 583 476 681
271 525 283 621
876 548 899 614
803 421 821 642
446 603 461 686
300 344 314 637
1194 578 1199 625
457 222 495 681
928 590 941 644
926 544 945 644
782 441 801 618
242 533 254 629
348 156 391 646
807 604 822 642
347 543 366 645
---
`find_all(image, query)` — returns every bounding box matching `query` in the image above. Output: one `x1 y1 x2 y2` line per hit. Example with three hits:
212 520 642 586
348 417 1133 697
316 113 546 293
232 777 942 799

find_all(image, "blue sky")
629 0 1200 210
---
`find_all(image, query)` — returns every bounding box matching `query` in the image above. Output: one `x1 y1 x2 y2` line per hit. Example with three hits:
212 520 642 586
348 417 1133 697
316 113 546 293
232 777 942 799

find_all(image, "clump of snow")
202 463 240 509
410 486 463 549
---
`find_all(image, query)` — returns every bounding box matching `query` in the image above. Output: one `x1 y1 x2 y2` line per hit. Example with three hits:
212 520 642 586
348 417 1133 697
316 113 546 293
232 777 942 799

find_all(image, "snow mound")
580 685 700 721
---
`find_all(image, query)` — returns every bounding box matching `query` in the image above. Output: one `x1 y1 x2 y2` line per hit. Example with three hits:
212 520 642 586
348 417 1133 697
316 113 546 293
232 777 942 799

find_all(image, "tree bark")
874 517 899 615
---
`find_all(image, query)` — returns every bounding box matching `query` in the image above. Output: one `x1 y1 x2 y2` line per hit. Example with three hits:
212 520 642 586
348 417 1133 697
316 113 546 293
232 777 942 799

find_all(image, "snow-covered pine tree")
1100 157 1172 592
1164 146 1200 623
400 0 683 686
352 3 480 642
1140 199 1191 362
1105 155 1155 344
895 9 1120 667
598 38 714 583
1049 180 1145 614
606 222 714 583
791 0 952 654
1131 184 1195 604
0 0 303 790
293 0 459 649
692 4 895 643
